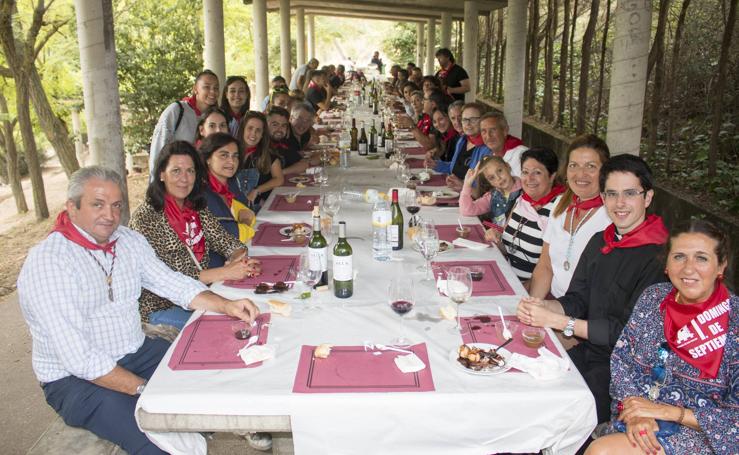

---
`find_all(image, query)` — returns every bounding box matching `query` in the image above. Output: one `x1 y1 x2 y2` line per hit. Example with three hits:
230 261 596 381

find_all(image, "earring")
718 273 725 281
664 269 668 275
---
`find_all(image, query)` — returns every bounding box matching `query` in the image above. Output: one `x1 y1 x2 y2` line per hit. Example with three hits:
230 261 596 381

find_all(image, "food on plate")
314 343 333 359
457 344 506 371
285 193 298 203
296 182 306 189
407 225 419 240
418 193 437 206
417 170 431 182
268 299 292 317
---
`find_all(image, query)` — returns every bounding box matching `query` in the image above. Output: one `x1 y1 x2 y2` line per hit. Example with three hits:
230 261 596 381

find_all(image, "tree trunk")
593 0 612 135
568 0 579 129
708 0 737 177
0 91 28 213
542 0 557 122
493 10 504 100
28 64 79 177
527 0 540 115
498 36 506 102
665 0 692 174
524 0 532 111
646 0 671 159
576 0 599 134
557 0 570 127
483 12 492 94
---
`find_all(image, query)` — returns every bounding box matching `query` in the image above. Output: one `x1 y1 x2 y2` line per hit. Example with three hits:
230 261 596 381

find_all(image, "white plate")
449 343 512 376
433 189 460 199
412 239 454 254
279 225 312 237
288 176 312 184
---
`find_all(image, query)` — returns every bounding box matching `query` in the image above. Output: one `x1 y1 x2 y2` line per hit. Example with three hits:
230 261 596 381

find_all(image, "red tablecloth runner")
435 224 486 245
168 314 271 370
407 159 428 169
223 255 298 289
460 315 562 360
251 223 310 247
432 260 515 296
400 145 425 155
292 344 435 393
269 195 318 211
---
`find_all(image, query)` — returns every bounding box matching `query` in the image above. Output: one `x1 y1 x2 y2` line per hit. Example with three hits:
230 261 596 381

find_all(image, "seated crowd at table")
16 49 737 455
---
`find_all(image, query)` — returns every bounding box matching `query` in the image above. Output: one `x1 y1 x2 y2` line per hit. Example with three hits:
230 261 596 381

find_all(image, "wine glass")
321 191 342 219
446 266 472 335
396 162 411 186
297 253 322 311
388 277 415 346
314 166 329 187
417 229 439 281
403 189 420 226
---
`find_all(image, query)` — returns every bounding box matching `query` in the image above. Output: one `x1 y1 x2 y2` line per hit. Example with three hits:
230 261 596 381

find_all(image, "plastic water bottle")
371 199 391 261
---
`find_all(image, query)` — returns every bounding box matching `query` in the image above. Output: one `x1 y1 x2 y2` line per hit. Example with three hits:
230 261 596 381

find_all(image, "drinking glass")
296 253 322 311
417 229 439 281
396 162 411 186
314 166 329 187
403 189 420 226
388 277 415 346
446 266 472 335
321 191 342 219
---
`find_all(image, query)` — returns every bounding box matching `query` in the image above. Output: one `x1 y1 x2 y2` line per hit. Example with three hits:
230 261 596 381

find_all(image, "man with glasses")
516 155 669 424
473 112 528 177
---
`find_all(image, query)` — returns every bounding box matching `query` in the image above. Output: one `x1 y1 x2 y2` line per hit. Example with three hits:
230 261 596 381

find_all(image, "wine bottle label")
309 247 328 272
332 255 353 281
388 225 400 246
359 143 367 154
386 139 394 153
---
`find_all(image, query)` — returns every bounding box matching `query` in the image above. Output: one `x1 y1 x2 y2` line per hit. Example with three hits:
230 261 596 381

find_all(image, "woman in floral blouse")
587 219 737 455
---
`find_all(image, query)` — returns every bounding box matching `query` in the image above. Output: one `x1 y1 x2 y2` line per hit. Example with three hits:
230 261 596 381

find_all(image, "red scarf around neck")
271 140 289 150
231 110 242 123
183 95 202 117
163 194 206 261
245 145 257 156
308 80 319 90
441 127 459 144
660 281 731 379
438 63 455 80
601 214 669 254
523 184 565 209
467 133 484 147
567 194 603 218
417 113 431 135
208 172 234 207
51 211 117 256
502 135 524 154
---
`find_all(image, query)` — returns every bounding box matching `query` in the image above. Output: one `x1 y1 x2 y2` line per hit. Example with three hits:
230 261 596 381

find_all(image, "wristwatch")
135 380 148 396
563 317 576 338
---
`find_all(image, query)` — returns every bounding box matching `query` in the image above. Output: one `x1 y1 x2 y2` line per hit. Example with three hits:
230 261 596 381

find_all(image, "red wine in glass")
407 205 420 215
391 300 414 315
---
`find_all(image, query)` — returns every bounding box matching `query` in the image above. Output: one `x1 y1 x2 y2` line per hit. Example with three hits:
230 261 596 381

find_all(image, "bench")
27 416 122 455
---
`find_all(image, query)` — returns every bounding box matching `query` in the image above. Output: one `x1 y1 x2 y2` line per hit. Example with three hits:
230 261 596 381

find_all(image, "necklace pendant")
108 286 114 302
648 385 661 400
563 260 570 271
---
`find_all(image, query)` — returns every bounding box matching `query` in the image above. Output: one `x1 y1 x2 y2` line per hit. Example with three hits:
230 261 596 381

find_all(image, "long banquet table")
136 110 597 455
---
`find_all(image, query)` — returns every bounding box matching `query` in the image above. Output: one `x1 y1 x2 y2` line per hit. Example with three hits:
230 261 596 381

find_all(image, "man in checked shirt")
17 166 260 454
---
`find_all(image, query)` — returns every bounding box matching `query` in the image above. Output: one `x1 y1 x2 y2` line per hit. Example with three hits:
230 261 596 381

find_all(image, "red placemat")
292 344 435 393
432 260 515 296
407 159 428 169
400 145 425 155
223 255 299 289
436 224 487 245
168 314 271 370
418 173 447 187
282 175 312 187
460 315 562 360
251 223 310 247
269 195 318 211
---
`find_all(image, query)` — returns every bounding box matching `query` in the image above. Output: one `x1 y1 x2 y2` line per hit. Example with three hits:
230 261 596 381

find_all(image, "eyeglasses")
254 281 290 294
602 189 646 200
461 117 481 125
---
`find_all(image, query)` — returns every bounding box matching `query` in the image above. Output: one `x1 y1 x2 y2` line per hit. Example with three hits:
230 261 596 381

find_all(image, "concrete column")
416 22 424 68
73 0 126 185
252 0 269 105
296 7 306 66
279 0 291 80
441 12 452 49
503 0 527 137
426 18 436 75
70 108 85 166
463 1 479 102
203 0 226 86
606 1 652 156
307 14 315 60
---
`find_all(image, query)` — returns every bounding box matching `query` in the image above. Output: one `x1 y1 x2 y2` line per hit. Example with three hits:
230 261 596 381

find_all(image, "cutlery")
498 306 512 340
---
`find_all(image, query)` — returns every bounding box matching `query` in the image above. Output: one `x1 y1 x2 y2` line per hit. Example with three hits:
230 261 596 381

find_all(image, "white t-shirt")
542 198 611 298
290 64 310 90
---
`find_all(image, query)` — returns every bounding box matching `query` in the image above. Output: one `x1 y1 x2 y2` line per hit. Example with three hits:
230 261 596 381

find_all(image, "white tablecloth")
136 150 597 455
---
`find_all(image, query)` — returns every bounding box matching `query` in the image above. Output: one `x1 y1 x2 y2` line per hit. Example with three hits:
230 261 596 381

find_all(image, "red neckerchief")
438 63 455 80
231 110 242 123
660 280 730 379
208 172 234 207
600 214 669 254
522 184 565 209
245 145 257 156
163 194 205 261
417 113 431 135
441 127 459 144
51 211 117 256
182 95 202 117
492 135 525 157
467 133 484 147
271 141 289 150
567 194 603 218
308 80 319 89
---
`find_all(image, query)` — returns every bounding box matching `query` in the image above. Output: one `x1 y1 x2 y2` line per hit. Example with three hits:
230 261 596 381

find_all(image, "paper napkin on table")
508 347 569 380
452 238 490 250
238 344 276 366
394 353 426 373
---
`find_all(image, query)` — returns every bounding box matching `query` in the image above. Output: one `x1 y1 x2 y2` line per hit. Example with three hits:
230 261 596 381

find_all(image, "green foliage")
115 0 204 153
382 22 416 67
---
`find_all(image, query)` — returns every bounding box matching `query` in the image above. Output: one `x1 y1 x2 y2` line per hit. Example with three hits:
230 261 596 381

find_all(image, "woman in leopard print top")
130 141 261 328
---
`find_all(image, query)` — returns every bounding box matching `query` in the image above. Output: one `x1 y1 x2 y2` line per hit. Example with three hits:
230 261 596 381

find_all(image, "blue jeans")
148 306 194 330
43 337 171 455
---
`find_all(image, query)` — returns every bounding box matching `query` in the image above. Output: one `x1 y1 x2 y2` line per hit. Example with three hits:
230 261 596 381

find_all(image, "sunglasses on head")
254 281 290 294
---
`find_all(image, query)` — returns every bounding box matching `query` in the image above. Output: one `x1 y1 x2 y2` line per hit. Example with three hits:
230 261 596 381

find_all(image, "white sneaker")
246 432 272 451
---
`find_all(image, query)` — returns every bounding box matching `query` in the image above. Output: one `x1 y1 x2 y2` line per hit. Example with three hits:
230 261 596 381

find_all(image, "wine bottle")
378 119 386 153
332 221 353 298
309 206 329 287
389 189 403 250
369 120 377 153
350 118 358 152
384 123 395 157
358 122 368 156
372 92 379 115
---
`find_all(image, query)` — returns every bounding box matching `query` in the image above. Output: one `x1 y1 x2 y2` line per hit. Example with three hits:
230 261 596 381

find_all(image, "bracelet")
676 406 685 425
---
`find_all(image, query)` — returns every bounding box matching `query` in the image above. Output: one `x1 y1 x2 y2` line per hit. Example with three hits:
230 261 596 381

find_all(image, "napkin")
238 344 276 366
305 166 320 175
394 352 426 373
508 347 569 380
452 238 490 250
